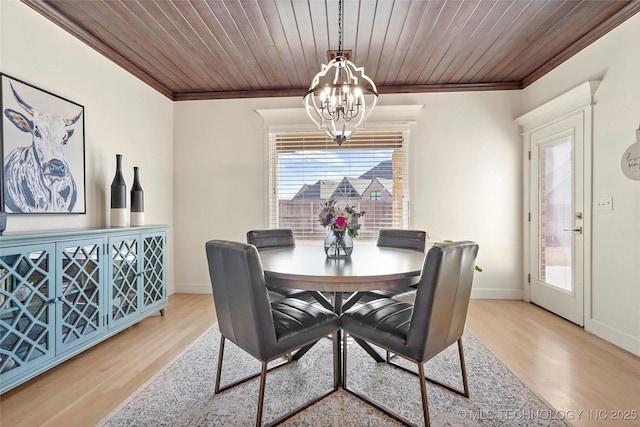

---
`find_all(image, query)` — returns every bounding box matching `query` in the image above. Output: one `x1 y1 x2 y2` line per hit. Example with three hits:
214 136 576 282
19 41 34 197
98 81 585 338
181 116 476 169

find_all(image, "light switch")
595 197 613 210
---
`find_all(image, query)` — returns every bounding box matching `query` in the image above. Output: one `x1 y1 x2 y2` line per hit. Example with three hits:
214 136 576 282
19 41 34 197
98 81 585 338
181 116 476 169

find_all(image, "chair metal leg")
458 338 470 397
265 333 339 426
417 362 431 427
217 331 340 426
215 334 291 394
341 332 416 426
256 361 268 427
342 333 469 426
386 338 470 398
215 335 226 393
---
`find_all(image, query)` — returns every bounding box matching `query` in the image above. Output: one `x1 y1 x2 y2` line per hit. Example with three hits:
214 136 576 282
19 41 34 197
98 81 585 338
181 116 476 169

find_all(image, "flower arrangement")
318 199 365 238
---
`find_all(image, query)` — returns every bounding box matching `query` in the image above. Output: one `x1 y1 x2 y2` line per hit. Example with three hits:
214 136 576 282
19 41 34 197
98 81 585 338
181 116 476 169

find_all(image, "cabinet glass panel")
143 234 165 308
0 248 54 376
111 238 139 321
58 241 103 350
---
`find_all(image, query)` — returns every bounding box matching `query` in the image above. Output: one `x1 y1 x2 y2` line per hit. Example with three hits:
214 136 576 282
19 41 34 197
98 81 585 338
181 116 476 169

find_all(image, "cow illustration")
3 83 82 213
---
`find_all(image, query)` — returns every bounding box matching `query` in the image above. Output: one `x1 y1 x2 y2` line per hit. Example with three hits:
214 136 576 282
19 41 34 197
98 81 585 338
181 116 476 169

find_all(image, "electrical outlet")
595 197 613 210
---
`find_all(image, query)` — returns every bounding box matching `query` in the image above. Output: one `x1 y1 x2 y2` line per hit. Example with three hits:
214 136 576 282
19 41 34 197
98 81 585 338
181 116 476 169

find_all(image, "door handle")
563 226 582 234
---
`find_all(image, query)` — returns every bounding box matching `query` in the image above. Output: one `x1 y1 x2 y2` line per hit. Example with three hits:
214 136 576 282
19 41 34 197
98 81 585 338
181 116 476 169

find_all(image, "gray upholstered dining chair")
246 229 297 250
377 229 428 252
246 229 332 310
206 240 340 427
341 241 479 427
355 229 428 305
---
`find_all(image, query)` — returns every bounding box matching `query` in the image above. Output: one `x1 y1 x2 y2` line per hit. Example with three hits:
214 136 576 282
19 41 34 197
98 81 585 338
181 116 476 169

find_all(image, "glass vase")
324 229 353 258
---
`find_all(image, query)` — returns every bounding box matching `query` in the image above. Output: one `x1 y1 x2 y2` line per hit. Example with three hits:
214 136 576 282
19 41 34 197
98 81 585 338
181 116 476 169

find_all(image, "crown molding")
516 81 600 132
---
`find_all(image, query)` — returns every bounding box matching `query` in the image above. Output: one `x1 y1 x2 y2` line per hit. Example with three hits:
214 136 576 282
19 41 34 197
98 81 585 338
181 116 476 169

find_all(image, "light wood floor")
1 294 638 426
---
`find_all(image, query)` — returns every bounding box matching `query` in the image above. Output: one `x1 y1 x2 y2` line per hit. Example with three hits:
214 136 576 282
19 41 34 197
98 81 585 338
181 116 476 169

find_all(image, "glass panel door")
0 245 55 381
57 239 105 353
109 236 140 329
538 136 573 292
529 113 584 326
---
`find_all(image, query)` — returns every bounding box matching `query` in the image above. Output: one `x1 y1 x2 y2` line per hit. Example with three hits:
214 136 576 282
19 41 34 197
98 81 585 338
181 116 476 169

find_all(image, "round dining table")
258 244 425 292
258 244 426 376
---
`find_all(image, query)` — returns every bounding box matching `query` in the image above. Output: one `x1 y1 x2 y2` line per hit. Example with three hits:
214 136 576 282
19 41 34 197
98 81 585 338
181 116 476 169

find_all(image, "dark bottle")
0 210 6 235
110 154 127 226
130 166 144 226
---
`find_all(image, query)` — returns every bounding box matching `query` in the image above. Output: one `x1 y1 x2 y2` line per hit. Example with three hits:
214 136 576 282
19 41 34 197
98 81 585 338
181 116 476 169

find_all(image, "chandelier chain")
337 0 343 55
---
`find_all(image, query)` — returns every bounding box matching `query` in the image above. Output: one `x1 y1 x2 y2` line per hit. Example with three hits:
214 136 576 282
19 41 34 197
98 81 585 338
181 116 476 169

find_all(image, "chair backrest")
376 229 428 252
205 240 278 360
246 229 295 249
407 241 479 361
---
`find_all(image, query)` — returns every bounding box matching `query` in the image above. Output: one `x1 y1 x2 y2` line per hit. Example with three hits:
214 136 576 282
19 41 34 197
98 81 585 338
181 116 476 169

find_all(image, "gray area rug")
98 325 567 426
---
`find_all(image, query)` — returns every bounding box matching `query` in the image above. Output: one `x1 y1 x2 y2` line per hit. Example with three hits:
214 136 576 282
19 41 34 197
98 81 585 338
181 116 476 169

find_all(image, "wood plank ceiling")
23 0 640 101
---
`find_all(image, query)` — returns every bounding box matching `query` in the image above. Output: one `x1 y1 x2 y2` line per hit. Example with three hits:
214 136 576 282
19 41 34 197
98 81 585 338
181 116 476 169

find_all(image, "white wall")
521 13 640 355
174 97 277 292
0 1 176 292
174 91 523 297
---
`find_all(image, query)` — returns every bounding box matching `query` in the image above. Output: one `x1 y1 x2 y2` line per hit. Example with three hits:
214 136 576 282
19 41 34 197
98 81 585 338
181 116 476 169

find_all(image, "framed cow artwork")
1 74 85 214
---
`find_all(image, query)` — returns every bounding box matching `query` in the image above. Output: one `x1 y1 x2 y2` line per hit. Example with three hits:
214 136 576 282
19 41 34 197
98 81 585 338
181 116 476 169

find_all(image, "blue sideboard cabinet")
0 226 168 393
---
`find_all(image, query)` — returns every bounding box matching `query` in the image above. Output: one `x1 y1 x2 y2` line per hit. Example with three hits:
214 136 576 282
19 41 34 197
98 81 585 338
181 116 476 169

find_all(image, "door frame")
517 81 598 331
529 114 585 325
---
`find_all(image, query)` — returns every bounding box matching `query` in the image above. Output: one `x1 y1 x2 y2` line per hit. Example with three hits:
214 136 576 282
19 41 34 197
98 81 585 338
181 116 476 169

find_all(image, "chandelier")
303 0 378 145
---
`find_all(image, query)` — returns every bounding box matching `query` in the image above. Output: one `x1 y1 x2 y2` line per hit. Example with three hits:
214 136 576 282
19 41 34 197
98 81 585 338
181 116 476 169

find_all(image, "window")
269 130 409 240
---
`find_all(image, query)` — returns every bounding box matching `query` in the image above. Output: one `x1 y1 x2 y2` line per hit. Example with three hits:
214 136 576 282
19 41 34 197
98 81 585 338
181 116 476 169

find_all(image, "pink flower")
335 216 347 228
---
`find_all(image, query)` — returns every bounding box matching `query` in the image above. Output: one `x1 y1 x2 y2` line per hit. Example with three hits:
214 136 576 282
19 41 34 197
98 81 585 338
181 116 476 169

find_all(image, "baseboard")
176 283 212 294
470 288 523 300
176 283 523 299
590 319 640 356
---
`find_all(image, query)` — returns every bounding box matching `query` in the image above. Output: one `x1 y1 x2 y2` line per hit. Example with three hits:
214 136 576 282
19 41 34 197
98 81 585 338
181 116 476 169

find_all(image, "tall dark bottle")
130 166 144 226
0 210 6 235
110 154 127 226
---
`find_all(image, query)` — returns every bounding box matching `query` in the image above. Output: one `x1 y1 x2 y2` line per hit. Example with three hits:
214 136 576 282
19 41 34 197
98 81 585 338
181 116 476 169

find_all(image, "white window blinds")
269 130 409 240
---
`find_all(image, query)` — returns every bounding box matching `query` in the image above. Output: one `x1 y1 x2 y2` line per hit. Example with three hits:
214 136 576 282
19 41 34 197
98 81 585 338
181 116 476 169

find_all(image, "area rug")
98 325 568 426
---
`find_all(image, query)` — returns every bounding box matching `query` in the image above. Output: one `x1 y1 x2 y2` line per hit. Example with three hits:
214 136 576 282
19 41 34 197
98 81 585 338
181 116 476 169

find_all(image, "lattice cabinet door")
108 236 141 330
141 232 167 314
56 239 106 354
0 244 56 384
